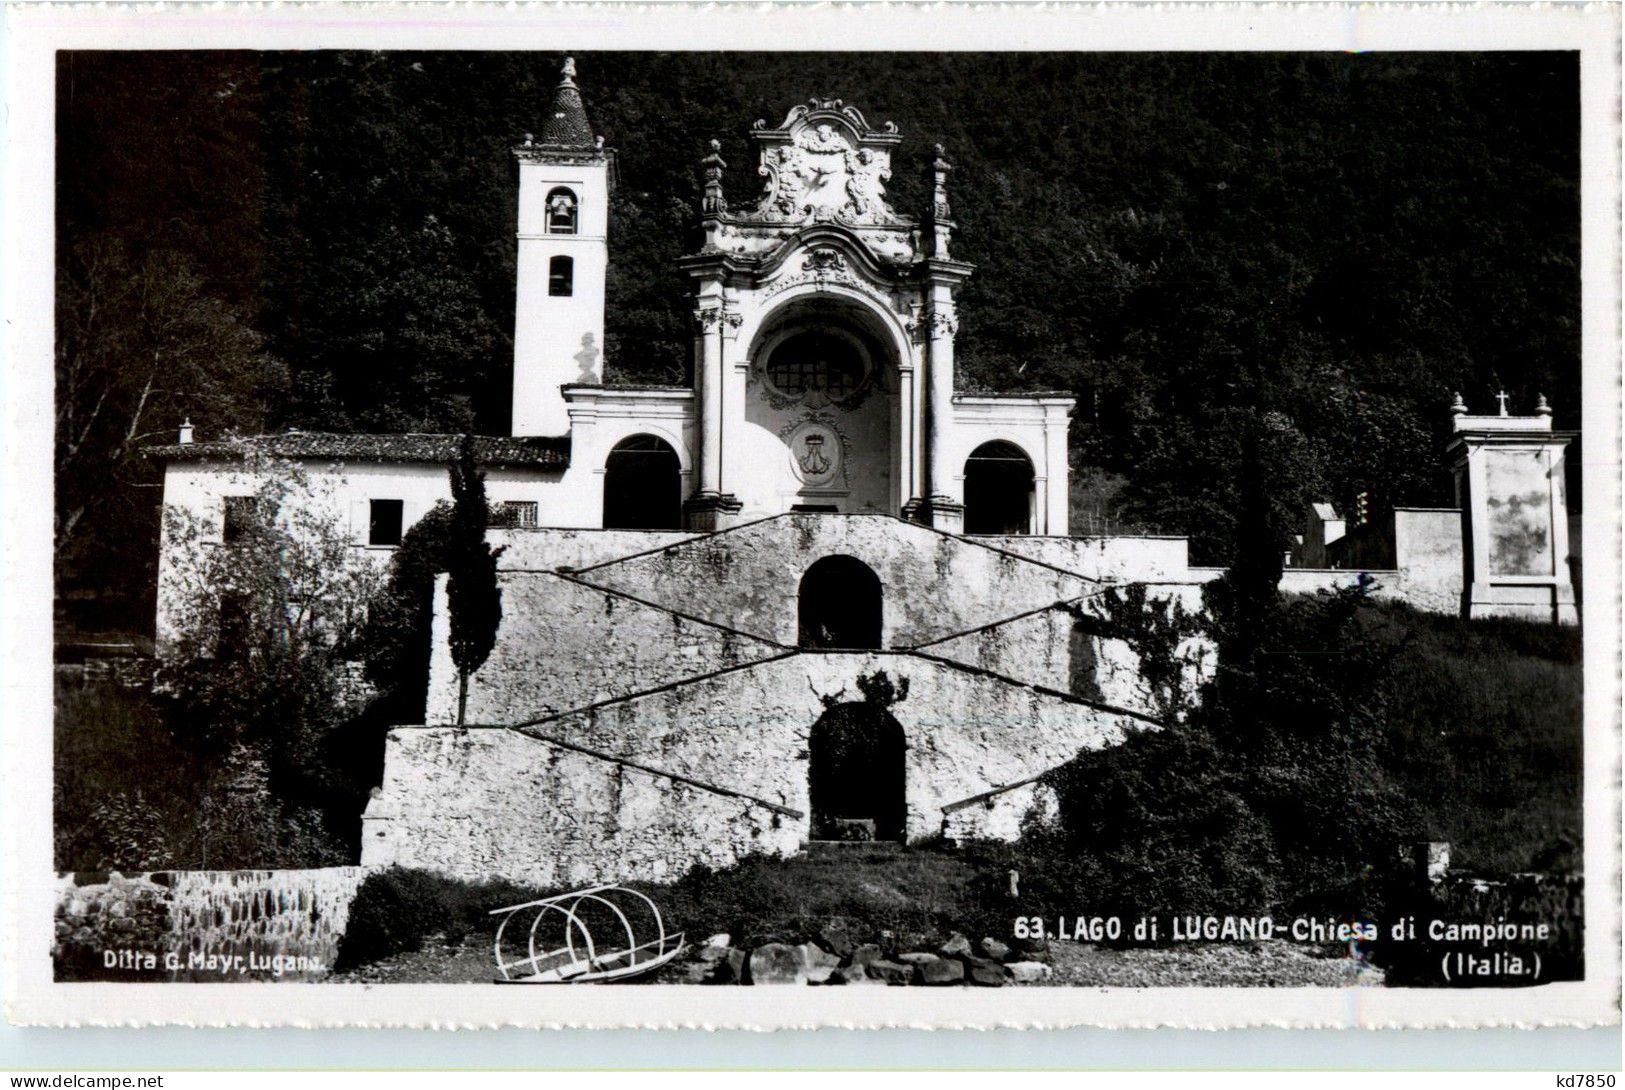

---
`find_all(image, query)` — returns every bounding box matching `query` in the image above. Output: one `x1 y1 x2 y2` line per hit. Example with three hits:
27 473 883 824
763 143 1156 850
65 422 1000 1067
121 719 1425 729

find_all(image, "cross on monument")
1495 390 1510 416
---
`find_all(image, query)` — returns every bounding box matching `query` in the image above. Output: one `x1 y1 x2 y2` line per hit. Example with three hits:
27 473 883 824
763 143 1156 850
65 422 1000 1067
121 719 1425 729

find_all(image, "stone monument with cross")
1445 391 1579 624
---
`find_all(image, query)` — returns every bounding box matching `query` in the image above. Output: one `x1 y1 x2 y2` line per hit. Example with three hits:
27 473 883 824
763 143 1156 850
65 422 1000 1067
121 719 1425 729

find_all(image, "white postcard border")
4 1 1619 1030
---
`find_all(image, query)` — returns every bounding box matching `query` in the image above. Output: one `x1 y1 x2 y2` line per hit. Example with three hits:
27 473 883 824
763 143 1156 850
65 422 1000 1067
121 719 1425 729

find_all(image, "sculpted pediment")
737 99 909 228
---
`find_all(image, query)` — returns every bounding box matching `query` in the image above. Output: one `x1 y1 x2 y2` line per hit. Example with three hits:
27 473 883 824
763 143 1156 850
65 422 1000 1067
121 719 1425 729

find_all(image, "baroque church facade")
149 61 1577 886
509 58 1073 535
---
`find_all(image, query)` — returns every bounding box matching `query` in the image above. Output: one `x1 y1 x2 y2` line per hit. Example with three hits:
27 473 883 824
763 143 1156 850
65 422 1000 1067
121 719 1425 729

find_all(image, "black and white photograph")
5 2 1619 1040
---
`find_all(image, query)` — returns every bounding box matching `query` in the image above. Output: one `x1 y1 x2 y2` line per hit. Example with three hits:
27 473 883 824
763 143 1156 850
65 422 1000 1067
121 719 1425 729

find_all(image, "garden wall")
53 868 368 982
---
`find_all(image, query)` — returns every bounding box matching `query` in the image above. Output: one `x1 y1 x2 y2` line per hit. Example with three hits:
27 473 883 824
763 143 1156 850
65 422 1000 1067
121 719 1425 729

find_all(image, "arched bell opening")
798 555 882 649
808 702 906 842
602 434 682 530
964 440 1036 535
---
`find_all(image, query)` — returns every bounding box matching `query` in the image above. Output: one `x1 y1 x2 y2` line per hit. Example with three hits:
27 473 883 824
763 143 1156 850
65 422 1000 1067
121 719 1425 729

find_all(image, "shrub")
658 848 980 950
334 867 546 970
1030 579 1423 922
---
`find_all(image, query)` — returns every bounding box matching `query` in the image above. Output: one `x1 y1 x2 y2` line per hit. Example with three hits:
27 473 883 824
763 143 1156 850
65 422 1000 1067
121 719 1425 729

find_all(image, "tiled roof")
146 432 571 469
539 59 595 148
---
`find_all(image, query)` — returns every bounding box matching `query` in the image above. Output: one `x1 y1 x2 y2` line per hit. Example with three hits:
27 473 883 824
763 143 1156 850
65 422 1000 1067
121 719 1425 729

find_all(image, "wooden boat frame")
490 883 685 984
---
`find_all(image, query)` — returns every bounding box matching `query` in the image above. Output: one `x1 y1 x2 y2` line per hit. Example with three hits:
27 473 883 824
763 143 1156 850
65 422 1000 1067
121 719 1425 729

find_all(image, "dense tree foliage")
57 50 1579 621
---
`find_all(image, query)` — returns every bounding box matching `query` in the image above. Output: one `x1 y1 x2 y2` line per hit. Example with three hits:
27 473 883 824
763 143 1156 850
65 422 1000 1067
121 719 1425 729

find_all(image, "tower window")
545 187 578 234
549 255 574 297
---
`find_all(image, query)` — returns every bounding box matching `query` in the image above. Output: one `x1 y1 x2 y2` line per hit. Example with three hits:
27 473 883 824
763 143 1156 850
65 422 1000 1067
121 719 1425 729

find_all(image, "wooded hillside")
56 51 1579 623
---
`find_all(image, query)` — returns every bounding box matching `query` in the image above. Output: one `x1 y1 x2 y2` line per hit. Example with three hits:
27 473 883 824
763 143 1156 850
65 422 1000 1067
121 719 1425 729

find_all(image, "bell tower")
511 57 612 436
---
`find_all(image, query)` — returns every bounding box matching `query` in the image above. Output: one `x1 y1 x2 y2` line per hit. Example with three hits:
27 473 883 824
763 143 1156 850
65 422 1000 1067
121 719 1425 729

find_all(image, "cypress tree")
446 435 504 728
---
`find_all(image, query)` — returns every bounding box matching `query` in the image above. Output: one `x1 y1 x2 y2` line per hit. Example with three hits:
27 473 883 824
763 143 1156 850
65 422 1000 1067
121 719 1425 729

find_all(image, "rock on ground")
747 942 806 985
914 955 965 985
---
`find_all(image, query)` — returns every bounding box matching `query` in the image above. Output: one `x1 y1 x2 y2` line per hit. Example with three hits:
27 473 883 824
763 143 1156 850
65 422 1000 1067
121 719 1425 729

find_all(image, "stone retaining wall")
53 868 369 982
367 652 1156 885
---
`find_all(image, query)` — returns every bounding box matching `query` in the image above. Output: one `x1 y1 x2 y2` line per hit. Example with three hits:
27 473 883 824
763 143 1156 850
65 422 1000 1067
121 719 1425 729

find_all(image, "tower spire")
539 56 595 148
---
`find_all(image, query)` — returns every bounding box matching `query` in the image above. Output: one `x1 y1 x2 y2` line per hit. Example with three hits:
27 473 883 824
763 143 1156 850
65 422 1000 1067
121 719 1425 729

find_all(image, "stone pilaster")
924 303 962 532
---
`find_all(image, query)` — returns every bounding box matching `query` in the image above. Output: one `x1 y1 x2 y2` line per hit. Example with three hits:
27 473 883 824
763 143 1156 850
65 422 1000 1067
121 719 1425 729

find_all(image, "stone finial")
927 143 953 255
1449 391 1467 416
559 56 577 87
178 418 195 444
700 138 728 216
522 132 534 146
1536 393 1553 416
1495 389 1510 417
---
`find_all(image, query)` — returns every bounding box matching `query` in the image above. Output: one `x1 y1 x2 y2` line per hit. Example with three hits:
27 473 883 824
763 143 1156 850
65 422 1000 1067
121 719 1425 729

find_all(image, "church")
148 60 1577 886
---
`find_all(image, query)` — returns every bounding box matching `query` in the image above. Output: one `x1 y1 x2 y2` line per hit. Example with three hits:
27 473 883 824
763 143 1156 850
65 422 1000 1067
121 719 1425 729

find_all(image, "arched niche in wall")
798 555 882 649
602 434 682 530
964 440 1035 535
745 293 899 515
808 702 905 842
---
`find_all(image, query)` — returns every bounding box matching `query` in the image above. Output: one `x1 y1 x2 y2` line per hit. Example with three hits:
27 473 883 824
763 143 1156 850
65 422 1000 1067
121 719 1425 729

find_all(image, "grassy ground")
329 847 1382 986
1360 603 1583 874
647 845 986 948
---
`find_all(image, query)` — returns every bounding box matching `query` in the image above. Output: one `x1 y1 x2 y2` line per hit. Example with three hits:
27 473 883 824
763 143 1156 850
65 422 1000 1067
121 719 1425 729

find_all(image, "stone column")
684 300 741 531
896 361 920 520
720 307 747 498
1043 402 1071 535
924 300 963 532
696 304 723 495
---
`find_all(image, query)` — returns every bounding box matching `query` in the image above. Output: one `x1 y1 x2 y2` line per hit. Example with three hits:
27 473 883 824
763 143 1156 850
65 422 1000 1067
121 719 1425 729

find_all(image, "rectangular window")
549 255 574 297
369 498 405 546
222 495 259 543
488 501 539 529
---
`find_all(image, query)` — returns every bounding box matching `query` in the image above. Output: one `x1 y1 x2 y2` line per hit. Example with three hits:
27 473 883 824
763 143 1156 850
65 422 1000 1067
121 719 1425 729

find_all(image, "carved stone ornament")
762 247 894 310
928 311 959 337
738 107 905 227
780 413 852 488
693 306 724 333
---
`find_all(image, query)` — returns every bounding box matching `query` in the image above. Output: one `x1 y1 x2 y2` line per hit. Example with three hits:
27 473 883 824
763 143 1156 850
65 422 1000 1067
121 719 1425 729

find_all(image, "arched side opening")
798 555 882 649
808 703 906 842
602 435 681 530
964 440 1035 535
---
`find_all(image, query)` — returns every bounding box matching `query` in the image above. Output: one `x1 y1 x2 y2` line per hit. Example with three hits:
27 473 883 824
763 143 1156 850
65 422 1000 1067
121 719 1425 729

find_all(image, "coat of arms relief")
747 121 903 226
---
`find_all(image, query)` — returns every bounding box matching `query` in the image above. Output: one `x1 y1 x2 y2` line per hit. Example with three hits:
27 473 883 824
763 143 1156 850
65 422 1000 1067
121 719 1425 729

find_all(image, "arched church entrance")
963 441 1035 535
808 703 906 842
798 556 882 649
602 434 681 530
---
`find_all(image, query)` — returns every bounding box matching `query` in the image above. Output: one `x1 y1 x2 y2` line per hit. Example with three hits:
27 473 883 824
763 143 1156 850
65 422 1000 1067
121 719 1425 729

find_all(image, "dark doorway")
964 441 1035 535
809 703 906 841
602 435 681 530
798 556 882 649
